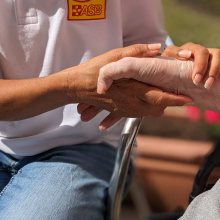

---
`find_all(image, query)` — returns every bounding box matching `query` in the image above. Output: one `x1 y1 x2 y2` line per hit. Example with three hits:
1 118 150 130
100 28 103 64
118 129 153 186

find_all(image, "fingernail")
193 74 202 85
97 82 106 94
99 125 105 131
178 50 192 58
148 43 161 50
184 102 194 106
204 77 215 89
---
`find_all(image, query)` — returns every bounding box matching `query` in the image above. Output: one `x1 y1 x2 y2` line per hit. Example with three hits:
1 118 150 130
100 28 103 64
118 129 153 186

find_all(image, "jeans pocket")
13 0 38 25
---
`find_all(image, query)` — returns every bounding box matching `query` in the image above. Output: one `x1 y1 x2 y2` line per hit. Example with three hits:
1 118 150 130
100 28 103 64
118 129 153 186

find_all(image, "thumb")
97 57 140 94
160 92 193 107
97 43 162 94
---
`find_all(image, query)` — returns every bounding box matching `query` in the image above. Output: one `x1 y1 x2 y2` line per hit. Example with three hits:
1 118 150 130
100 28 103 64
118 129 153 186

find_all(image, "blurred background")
121 0 220 219
164 0 220 48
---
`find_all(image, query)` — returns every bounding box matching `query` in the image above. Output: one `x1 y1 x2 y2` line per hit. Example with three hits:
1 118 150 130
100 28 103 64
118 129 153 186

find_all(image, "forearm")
179 62 220 113
0 44 190 122
0 71 73 121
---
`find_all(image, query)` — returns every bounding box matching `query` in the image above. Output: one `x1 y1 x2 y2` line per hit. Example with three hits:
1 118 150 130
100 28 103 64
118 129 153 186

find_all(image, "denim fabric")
0 144 133 220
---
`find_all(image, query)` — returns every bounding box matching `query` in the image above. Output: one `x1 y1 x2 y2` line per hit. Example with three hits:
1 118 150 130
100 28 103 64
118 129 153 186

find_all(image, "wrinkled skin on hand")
99 56 220 113
79 56 220 130
66 45 191 122
74 72 185 119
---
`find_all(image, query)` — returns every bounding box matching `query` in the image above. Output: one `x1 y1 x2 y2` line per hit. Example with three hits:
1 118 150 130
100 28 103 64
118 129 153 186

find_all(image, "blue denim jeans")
0 144 133 220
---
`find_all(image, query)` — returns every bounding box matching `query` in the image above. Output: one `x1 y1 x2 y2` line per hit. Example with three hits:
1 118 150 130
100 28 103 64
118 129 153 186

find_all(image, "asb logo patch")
67 0 106 21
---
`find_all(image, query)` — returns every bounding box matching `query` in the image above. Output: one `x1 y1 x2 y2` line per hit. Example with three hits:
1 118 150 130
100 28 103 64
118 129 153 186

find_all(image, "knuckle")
151 98 160 106
204 48 210 56
167 45 176 50
112 48 124 60
181 42 193 48
153 95 165 106
131 44 143 56
198 47 209 56
118 57 134 73
99 66 106 76
101 62 119 78
119 57 133 65
165 45 176 54
99 65 112 80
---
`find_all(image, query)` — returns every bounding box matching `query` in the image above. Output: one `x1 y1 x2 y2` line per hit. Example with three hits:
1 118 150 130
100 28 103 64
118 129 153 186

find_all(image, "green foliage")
206 124 220 140
162 0 220 48
181 0 220 14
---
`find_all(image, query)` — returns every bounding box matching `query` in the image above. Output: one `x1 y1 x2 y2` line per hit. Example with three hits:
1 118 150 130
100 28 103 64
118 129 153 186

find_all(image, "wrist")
177 62 220 113
45 71 73 105
62 65 98 104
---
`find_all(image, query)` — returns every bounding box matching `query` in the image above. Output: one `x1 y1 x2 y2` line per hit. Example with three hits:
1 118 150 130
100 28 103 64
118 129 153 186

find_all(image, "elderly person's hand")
67 44 191 125
78 44 220 130
96 43 220 93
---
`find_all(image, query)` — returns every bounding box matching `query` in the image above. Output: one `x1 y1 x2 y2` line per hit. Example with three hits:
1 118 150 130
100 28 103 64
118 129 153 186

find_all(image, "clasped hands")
71 43 220 130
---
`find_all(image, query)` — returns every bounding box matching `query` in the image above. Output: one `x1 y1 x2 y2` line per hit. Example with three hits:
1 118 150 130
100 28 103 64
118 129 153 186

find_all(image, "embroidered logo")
67 0 106 20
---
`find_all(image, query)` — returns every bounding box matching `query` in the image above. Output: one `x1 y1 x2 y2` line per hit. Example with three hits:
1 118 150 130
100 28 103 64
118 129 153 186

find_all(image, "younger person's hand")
162 43 220 89
77 43 192 130
80 42 220 129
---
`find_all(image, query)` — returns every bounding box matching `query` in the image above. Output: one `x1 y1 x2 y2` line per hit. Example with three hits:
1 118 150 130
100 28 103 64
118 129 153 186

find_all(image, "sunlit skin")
78 44 220 130
162 43 220 89
0 44 191 121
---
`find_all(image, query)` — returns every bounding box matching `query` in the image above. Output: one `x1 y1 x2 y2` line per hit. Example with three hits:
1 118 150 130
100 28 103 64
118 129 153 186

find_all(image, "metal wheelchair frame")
107 118 143 220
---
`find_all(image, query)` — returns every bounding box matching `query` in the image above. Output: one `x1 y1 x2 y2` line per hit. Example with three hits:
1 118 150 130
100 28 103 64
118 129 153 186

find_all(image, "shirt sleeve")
121 0 167 49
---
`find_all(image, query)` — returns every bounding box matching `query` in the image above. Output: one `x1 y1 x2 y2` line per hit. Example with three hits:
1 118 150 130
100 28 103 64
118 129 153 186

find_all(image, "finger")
114 43 162 60
81 106 103 122
77 103 91 114
162 45 192 60
145 106 165 117
161 92 193 106
97 57 140 94
97 43 162 94
99 113 122 130
181 43 209 85
139 86 193 107
203 49 220 89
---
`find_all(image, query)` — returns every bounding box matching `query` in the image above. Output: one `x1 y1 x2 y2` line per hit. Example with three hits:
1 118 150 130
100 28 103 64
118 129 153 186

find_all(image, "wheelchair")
107 117 220 220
